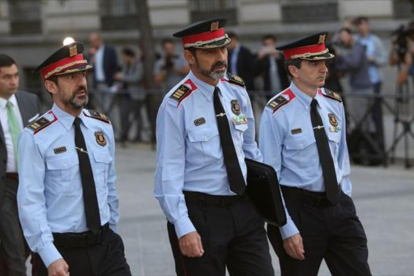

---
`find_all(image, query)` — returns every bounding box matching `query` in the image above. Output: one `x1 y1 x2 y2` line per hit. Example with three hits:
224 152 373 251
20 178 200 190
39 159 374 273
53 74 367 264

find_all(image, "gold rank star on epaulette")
84 110 111 124
322 89 342 103
267 95 288 114
27 116 52 134
170 84 190 101
227 73 245 88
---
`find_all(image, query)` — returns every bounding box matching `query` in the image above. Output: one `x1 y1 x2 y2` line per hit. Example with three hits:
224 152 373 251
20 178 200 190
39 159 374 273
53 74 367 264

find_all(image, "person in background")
154 38 189 93
227 32 255 92
0 54 40 276
116 48 145 146
255 34 290 100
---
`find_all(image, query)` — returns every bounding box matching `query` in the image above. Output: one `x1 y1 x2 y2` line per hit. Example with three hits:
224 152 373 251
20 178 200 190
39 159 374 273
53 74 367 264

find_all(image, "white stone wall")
0 1 10 34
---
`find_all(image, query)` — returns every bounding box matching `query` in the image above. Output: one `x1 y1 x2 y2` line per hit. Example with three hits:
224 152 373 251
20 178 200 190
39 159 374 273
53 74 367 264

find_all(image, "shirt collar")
52 104 88 130
290 82 314 110
188 71 223 102
0 94 18 109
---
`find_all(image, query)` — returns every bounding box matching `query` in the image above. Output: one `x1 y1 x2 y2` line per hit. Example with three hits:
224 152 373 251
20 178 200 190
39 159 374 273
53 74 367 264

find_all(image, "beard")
58 85 89 110
197 60 227 80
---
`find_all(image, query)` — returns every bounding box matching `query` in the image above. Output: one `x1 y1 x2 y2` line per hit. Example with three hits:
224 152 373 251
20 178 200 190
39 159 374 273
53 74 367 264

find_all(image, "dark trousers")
119 94 145 142
31 225 131 276
372 82 385 153
267 187 371 276
167 192 274 276
0 177 29 276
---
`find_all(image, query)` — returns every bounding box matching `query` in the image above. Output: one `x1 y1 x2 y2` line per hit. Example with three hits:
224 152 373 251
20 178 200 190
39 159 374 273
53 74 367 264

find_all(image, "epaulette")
322 89 342 103
84 110 111 124
267 96 289 114
27 113 56 134
170 83 195 106
227 73 245 87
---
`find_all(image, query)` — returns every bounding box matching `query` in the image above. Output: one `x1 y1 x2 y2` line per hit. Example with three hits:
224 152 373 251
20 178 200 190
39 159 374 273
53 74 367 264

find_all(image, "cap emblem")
211 21 219 31
318 34 326 44
69 45 78 57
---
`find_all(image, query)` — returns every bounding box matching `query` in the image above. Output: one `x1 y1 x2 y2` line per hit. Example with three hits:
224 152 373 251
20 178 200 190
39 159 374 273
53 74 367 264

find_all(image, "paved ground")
115 142 414 276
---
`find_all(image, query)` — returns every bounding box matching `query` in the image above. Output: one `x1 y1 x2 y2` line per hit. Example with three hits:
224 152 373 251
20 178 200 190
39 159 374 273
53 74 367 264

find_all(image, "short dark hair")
262 34 276 42
161 38 175 47
228 32 238 40
0 54 17 69
339 27 353 35
354 16 368 25
284 59 302 78
121 48 135 57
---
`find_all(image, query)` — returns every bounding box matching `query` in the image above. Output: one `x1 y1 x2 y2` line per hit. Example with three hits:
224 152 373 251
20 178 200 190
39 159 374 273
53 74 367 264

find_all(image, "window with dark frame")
190 0 238 25
99 0 139 31
8 0 42 35
280 0 339 23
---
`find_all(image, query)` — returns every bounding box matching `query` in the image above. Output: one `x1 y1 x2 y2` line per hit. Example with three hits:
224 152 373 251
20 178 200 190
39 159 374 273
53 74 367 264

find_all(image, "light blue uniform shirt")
17 104 119 267
154 71 262 238
259 82 351 239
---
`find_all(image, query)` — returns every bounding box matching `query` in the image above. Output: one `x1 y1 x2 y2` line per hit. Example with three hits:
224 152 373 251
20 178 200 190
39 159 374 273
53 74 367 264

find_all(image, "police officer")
259 33 372 276
154 18 274 276
17 42 131 276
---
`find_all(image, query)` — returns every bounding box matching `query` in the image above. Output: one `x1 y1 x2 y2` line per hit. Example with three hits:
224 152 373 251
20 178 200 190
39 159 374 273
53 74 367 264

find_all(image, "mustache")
211 61 227 71
74 86 88 94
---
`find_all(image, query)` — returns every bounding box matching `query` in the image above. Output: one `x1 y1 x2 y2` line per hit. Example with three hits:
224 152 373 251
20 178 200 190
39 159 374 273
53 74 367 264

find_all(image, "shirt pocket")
187 127 221 166
284 135 316 168
92 150 112 192
327 132 341 157
46 153 80 195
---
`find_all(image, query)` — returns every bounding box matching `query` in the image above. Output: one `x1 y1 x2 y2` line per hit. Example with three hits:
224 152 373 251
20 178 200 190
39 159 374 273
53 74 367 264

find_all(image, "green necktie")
6 101 20 168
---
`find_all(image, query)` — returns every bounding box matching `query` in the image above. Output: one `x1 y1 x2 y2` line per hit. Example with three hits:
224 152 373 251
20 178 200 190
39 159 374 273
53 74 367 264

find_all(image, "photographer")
154 38 189 93
390 21 414 85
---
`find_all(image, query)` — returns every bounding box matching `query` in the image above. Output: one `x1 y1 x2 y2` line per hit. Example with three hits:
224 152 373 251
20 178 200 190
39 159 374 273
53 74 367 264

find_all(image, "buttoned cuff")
279 218 299 240
174 216 196 238
38 243 63 268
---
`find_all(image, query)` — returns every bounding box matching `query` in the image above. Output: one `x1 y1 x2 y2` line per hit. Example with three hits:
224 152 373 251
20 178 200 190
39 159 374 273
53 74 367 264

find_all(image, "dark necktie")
74 117 101 232
213 87 246 195
310 99 339 204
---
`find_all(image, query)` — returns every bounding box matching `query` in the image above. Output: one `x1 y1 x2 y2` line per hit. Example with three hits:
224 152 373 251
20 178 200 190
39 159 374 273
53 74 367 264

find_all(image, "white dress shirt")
0 94 23 172
95 44 106 82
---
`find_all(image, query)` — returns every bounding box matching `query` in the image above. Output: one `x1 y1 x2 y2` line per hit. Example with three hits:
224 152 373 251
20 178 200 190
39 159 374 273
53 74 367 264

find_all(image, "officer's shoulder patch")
169 79 196 106
27 111 57 134
321 88 342 103
227 73 245 87
267 89 296 114
84 110 111 124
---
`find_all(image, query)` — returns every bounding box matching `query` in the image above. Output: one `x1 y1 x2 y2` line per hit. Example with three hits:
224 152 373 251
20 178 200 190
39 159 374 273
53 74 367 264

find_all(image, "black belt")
184 191 242 207
53 224 108 248
281 186 334 208
6 173 18 181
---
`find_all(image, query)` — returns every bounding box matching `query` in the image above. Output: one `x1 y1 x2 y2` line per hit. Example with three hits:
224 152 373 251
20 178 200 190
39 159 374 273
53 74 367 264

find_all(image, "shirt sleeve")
17 131 62 267
106 125 120 229
337 103 352 196
259 108 299 239
154 100 196 238
242 89 262 162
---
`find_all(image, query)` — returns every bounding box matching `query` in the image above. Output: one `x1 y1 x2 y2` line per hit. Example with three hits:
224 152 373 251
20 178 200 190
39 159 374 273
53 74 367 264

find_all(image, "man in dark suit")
227 32 255 91
89 32 118 114
0 54 40 275
255 35 290 99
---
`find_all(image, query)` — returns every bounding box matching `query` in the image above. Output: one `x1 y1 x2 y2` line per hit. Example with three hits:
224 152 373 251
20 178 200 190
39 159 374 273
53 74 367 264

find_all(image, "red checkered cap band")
283 43 326 59
182 28 226 48
40 54 87 80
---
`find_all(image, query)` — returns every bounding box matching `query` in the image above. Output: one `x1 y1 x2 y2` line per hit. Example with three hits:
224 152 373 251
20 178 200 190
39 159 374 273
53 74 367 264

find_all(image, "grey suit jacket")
0 91 40 206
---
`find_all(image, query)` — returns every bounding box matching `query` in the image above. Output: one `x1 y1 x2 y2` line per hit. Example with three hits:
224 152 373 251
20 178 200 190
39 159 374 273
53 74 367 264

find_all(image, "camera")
392 24 414 63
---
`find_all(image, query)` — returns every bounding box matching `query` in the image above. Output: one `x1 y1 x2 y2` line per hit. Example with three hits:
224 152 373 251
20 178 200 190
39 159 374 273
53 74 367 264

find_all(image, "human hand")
48 259 69 276
283 233 305 260
179 231 204 257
